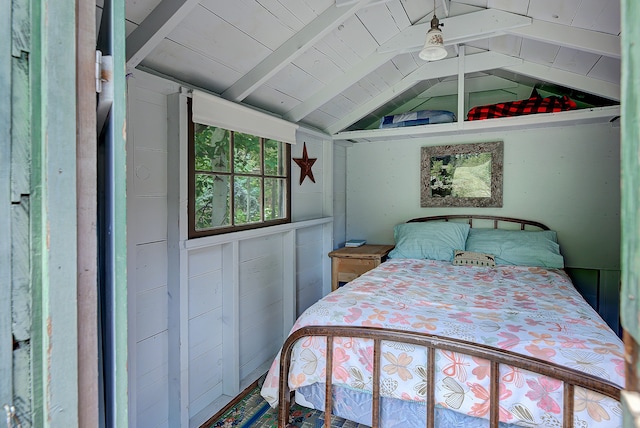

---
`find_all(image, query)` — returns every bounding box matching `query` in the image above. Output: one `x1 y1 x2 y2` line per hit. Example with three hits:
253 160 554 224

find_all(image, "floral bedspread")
261 259 624 427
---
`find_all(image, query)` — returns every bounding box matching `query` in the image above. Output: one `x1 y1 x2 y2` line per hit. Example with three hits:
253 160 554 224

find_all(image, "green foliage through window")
190 120 290 237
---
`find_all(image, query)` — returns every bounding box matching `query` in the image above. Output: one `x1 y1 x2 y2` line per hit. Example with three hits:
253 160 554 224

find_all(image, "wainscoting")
566 268 621 336
177 219 333 428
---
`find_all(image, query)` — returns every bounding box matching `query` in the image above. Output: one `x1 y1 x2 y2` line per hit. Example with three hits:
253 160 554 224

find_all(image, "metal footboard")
278 326 621 428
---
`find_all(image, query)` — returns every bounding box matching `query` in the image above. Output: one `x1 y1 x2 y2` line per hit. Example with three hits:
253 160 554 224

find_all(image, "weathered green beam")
10 51 32 428
620 1 640 341
77 0 99 425
11 53 32 412
0 0 13 410
31 0 79 426
106 0 129 426
621 0 640 424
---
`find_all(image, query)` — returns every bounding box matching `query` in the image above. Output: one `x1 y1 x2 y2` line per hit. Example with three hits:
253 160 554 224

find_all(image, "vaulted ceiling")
102 0 621 137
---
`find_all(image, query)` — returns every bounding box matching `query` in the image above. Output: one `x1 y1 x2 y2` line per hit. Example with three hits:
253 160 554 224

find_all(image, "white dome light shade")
419 12 447 61
419 27 447 61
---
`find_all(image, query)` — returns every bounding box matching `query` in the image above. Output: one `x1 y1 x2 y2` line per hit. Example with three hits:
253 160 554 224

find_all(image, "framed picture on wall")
420 141 504 207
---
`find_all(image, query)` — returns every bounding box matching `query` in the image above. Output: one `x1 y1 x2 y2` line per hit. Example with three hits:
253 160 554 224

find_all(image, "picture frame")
420 141 503 207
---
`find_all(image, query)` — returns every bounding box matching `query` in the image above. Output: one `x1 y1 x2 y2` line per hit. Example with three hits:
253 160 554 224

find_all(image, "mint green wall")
345 122 620 269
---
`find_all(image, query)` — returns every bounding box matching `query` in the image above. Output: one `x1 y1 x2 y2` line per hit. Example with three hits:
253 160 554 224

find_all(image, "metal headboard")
407 214 550 231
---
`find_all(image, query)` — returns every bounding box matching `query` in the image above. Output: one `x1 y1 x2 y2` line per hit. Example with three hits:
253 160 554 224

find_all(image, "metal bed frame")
277 215 621 427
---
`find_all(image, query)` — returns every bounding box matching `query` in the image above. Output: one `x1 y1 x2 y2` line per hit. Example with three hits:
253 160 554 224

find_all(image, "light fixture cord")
431 0 442 28
431 0 441 30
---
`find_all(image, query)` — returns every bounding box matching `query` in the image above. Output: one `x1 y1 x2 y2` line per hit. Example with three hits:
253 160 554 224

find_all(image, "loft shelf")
332 105 620 143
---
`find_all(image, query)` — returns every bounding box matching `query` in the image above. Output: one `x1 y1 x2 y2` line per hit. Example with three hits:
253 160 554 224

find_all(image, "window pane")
194 125 231 173
190 103 291 237
264 139 287 176
195 174 231 230
234 132 261 174
264 178 286 220
234 176 262 224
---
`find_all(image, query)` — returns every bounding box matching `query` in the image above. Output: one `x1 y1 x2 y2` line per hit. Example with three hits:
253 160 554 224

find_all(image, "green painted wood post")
29 1 43 424
621 0 640 425
0 0 13 413
112 0 129 425
11 50 33 428
30 0 79 426
3 0 34 424
621 0 640 352
96 0 128 424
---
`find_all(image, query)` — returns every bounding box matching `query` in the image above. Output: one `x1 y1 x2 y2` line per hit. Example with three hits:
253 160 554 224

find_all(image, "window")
188 102 291 238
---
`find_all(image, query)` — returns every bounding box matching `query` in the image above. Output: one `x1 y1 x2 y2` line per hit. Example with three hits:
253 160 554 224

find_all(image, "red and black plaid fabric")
467 95 577 121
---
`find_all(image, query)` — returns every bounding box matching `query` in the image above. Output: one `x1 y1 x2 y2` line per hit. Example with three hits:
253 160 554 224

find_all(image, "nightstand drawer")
335 258 377 283
328 244 394 291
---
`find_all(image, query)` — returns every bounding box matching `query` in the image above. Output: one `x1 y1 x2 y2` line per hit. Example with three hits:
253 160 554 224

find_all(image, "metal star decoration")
293 142 317 185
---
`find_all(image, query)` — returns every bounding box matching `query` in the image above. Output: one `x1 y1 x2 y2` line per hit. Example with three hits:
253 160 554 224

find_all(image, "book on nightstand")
345 239 366 248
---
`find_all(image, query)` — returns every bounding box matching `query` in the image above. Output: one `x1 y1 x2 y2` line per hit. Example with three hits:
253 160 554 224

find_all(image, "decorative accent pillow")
464 229 564 268
453 250 496 267
387 222 470 262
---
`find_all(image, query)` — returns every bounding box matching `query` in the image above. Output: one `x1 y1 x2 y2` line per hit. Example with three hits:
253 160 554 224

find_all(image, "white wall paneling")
323 134 335 219
126 70 334 428
135 332 169 427
136 286 169 340
333 143 349 249
127 72 180 428
296 225 325 315
238 235 285 379
128 71 334 428
283 231 297 339
184 219 333 427
291 130 330 221
187 245 227 420
168 91 189 428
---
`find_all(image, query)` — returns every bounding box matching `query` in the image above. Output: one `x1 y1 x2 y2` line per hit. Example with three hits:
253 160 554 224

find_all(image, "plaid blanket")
467 94 577 121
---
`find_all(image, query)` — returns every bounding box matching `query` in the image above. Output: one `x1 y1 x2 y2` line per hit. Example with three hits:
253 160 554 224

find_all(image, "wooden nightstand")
328 244 395 291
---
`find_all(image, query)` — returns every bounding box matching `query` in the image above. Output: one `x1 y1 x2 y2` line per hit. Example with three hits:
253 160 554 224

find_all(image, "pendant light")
419 0 447 61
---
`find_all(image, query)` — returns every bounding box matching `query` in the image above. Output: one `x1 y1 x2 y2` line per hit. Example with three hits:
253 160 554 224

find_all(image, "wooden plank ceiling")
103 0 621 135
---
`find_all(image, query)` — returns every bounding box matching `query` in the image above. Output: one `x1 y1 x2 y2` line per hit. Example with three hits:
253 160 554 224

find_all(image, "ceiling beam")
507 19 621 59
379 8 531 54
221 0 382 102
504 61 620 101
325 51 523 134
285 9 531 123
126 0 201 68
336 0 392 7
440 0 451 18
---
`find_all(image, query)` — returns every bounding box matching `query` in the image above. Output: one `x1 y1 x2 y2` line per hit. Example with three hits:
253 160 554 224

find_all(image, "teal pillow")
465 229 564 268
388 222 470 261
